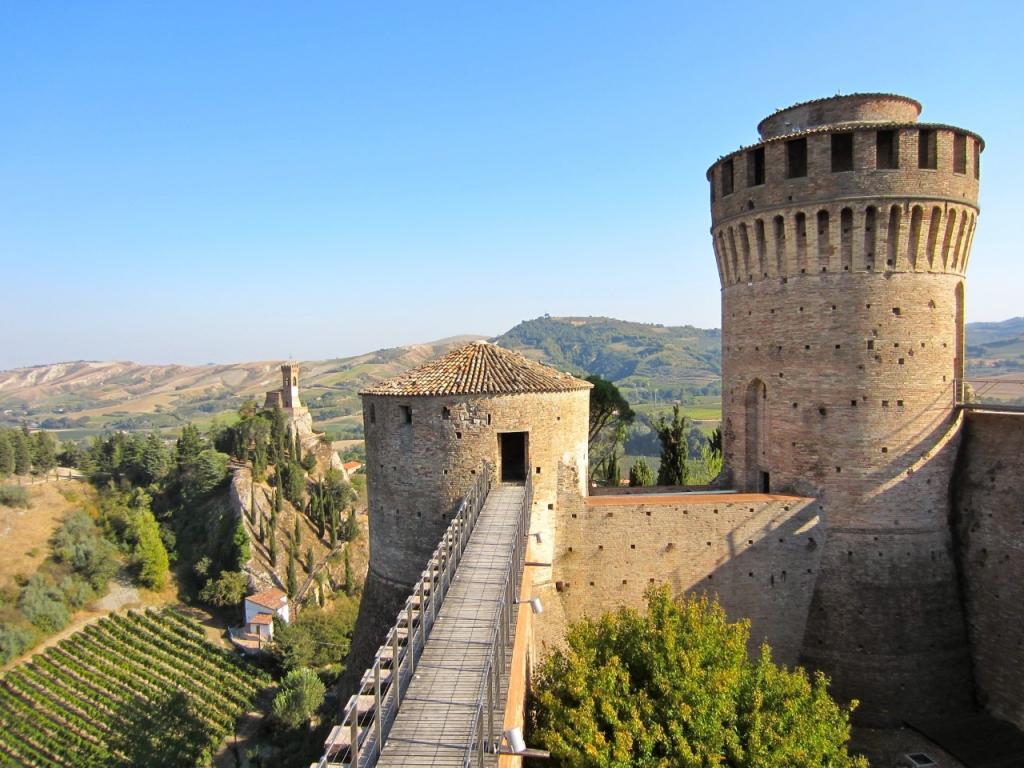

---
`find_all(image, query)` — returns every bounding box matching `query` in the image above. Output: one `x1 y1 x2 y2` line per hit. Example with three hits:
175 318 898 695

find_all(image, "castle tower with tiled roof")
708 94 982 723
360 341 591 591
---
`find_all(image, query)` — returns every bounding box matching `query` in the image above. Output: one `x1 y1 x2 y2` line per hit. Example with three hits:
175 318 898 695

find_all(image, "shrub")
0 485 29 508
18 575 70 634
272 667 326 728
198 570 248 607
0 622 36 664
51 511 119 590
532 586 867 768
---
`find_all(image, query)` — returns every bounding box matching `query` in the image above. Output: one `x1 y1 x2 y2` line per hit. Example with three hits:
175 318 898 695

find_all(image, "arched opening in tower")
744 379 768 492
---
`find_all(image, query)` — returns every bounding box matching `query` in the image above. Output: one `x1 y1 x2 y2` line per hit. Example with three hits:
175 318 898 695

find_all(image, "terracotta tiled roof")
360 341 592 397
246 588 287 610
248 613 274 625
343 461 362 472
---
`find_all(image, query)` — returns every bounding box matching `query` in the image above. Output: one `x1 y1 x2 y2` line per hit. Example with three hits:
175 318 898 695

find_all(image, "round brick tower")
360 341 590 592
707 94 983 723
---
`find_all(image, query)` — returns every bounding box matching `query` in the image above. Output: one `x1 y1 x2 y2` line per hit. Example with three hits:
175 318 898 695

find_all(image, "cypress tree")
0 431 14 476
304 545 314 574
328 505 338 548
293 516 302 549
343 547 355 596
286 549 298 597
269 533 278 567
14 429 32 475
249 482 257 524
258 513 265 544
344 506 359 542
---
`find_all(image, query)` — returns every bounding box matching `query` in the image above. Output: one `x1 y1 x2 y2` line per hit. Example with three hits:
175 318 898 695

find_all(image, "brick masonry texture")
710 94 981 724
361 388 589 590
544 460 822 667
955 411 1024 730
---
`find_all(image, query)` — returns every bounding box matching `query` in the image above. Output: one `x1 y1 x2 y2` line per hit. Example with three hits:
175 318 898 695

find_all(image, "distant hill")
2 316 1017 439
965 317 1024 377
0 337 484 438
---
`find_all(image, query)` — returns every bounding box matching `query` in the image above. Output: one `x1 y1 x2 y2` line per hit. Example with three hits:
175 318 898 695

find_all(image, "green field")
0 609 270 767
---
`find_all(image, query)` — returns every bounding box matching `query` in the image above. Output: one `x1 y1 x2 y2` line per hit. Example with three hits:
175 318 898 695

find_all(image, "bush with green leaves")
272 667 326 728
532 586 866 768
271 596 358 672
50 510 119 590
198 570 248 606
0 622 36 664
18 574 70 634
0 484 29 508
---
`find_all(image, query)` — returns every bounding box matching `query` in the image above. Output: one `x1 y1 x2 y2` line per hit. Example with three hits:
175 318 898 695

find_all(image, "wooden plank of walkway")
376 485 524 767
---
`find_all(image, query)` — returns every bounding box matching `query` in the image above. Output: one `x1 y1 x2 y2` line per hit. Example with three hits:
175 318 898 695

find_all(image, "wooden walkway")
375 485 524 767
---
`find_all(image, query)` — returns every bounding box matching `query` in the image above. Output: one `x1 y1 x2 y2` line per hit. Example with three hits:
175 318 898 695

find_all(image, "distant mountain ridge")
1 316 1018 437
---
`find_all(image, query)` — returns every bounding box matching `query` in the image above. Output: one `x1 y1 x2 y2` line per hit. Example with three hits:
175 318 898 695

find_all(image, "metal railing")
956 377 1024 412
463 470 532 767
316 465 494 768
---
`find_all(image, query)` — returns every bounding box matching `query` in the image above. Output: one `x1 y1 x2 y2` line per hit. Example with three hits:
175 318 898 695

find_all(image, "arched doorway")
744 379 769 492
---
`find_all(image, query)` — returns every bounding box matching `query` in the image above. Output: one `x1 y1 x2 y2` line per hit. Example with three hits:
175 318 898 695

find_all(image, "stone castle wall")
955 411 1024 729
709 95 982 723
543 461 822 667
361 390 589 591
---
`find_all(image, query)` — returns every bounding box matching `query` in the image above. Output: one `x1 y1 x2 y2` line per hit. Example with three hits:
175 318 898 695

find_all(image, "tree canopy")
532 586 866 768
272 667 326 729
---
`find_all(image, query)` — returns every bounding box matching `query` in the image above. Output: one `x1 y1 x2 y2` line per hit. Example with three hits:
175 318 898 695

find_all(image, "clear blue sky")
2 1 1021 369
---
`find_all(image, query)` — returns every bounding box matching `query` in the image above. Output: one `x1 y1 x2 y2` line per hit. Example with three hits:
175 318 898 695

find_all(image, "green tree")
280 461 306 508
51 511 119 590
293 516 302 549
57 440 85 469
629 457 654 487
708 426 723 457
140 432 169 486
272 598 358 671
132 510 170 589
286 549 298 597
14 429 32 475
343 547 355 597
586 376 635 480
271 667 326 728
233 519 251 569
0 431 15 476
0 622 36 664
269 533 278 567
532 587 866 768
343 506 359 543
199 570 248 606
602 449 621 487
30 431 57 473
175 423 204 472
304 545 314 574
653 404 689 486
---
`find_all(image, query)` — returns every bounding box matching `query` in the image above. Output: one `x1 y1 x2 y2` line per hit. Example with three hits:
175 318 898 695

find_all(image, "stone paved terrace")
375 485 524 767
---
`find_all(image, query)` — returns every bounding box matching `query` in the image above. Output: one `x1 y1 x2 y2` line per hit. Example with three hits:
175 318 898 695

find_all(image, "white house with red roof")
242 587 290 643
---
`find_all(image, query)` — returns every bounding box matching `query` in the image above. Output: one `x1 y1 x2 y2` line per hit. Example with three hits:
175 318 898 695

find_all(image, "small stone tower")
359 341 591 592
281 363 301 410
707 94 983 722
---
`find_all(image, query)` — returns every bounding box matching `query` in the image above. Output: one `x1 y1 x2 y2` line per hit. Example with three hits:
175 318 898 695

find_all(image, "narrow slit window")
953 133 967 174
748 147 765 186
786 138 808 178
876 130 898 169
918 129 937 169
831 133 854 172
400 405 412 424
722 159 734 196
369 403 376 424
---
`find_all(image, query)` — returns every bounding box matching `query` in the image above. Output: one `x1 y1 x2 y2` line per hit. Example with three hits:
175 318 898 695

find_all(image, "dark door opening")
499 432 528 483
760 472 770 493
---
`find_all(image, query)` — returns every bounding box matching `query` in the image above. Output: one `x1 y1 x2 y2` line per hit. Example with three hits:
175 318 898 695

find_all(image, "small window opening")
953 133 967 174
369 403 376 424
876 130 898 169
831 133 854 172
918 129 937 169
748 147 765 186
400 405 412 424
892 307 901 316
441 407 450 420
486 413 492 426
722 158 734 196
786 138 808 178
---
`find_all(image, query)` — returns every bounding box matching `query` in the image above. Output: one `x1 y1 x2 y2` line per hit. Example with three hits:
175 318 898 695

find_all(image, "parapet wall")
955 410 1024 729
544 463 822 667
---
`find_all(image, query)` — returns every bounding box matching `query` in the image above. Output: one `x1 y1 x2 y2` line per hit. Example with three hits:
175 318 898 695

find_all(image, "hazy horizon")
3 2 1022 369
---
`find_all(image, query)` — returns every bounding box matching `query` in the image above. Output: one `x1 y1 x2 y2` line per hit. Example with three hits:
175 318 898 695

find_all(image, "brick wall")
956 411 1024 729
542 461 822 668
